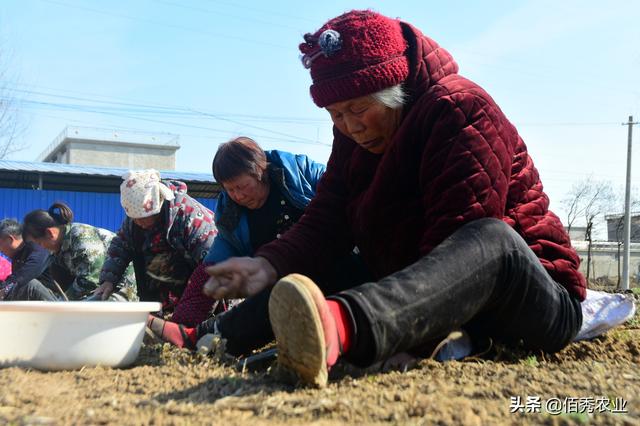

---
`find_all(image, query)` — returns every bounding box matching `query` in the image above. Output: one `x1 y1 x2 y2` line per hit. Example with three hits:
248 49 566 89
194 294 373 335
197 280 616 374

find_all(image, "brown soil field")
1 292 638 426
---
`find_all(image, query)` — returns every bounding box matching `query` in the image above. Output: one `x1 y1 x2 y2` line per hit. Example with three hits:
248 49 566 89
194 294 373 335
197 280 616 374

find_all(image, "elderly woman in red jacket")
202 10 586 387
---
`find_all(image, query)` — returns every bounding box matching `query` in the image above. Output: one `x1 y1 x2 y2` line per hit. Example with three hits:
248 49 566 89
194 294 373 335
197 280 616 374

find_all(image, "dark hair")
0 218 21 239
22 202 74 239
212 137 268 183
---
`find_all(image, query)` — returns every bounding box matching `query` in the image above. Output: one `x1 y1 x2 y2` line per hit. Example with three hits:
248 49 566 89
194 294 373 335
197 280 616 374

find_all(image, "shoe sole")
268 274 328 388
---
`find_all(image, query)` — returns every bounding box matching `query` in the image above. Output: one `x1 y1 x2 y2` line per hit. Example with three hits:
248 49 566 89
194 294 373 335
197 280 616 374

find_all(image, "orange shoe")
268 274 341 388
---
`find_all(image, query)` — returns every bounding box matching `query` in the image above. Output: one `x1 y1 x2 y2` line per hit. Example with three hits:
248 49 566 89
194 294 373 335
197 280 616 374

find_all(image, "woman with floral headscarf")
97 169 219 321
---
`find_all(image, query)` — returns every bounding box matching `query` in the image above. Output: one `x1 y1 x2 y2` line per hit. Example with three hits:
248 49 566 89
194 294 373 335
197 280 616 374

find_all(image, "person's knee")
465 217 510 234
463 218 522 247
25 279 44 290
22 279 57 301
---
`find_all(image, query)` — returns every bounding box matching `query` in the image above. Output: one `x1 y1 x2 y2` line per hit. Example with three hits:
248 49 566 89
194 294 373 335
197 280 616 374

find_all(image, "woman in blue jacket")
162 136 326 331
207 137 325 264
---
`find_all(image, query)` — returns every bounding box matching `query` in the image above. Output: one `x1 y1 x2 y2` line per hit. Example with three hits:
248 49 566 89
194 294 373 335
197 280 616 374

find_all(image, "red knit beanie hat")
299 10 409 108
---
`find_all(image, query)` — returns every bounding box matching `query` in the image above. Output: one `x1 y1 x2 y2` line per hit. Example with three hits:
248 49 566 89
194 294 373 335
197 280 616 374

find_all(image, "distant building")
38 126 180 170
572 240 640 285
605 213 640 243
565 212 640 286
565 226 588 241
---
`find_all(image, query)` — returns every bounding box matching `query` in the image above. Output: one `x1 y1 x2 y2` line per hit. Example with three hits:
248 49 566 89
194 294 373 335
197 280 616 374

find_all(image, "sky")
1 0 639 233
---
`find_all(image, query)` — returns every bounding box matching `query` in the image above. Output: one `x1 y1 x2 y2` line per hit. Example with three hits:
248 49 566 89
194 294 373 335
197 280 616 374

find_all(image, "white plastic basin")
0 301 161 371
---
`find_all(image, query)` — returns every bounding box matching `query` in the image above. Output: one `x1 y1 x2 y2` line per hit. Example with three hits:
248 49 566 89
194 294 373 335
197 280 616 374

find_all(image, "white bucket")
0 301 161 370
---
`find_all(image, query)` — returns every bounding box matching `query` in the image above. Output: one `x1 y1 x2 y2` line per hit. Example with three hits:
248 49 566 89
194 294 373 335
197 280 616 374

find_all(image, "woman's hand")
93 281 115 301
203 257 277 299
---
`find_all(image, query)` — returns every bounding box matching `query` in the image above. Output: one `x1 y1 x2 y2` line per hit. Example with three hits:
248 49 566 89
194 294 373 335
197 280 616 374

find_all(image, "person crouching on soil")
96 169 223 323
22 202 137 301
0 218 57 301
197 10 586 388
147 137 370 351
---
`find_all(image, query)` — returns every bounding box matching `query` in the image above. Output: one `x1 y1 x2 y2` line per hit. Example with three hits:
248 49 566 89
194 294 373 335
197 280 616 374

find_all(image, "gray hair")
370 85 407 109
0 218 21 238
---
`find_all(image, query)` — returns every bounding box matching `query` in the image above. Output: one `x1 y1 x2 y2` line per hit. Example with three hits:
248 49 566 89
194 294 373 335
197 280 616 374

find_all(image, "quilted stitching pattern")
257 24 586 301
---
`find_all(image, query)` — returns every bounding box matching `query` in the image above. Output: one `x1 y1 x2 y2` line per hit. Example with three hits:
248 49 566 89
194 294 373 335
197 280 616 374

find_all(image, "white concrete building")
38 126 180 170
566 226 587 241
572 240 640 285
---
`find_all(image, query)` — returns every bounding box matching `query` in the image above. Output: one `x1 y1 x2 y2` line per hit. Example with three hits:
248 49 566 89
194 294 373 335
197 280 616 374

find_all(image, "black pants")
211 219 583 363
202 252 371 356
6 279 58 301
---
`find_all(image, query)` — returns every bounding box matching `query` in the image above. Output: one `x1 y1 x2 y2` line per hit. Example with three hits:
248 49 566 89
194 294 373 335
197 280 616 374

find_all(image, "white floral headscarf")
120 169 175 218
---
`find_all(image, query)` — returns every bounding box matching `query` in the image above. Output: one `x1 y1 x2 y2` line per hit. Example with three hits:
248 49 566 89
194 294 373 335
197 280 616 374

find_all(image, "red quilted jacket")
257 23 586 301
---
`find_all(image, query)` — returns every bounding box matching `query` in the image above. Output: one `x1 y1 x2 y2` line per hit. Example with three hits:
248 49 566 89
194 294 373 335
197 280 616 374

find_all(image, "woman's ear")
46 227 58 240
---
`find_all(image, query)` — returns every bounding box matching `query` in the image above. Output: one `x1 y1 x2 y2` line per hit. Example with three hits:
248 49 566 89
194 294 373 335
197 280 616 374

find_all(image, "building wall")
0 187 216 232
573 240 640 284
566 226 587 241
606 214 640 243
51 148 69 164
65 141 176 170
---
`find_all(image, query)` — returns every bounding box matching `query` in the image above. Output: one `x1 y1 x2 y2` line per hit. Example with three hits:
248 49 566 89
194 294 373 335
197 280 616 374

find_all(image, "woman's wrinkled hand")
203 257 277 299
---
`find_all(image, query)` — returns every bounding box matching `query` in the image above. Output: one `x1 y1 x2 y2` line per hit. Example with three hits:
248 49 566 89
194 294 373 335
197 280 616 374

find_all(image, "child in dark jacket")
0 219 57 301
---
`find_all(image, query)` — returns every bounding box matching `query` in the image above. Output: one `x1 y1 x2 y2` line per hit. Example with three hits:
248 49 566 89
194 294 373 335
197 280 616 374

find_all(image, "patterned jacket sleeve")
170 198 217 267
65 231 113 299
99 222 135 287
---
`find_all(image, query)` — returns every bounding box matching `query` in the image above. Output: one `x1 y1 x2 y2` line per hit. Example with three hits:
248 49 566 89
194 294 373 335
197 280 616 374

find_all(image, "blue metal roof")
0 187 217 233
0 159 215 183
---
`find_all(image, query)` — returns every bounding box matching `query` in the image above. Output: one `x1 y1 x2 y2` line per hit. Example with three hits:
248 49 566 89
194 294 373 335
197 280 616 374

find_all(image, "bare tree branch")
562 175 596 233
0 42 27 159
562 177 616 283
